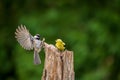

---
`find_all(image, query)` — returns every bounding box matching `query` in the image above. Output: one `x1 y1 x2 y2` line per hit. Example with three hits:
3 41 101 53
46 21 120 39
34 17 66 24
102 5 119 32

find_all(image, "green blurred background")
0 0 120 80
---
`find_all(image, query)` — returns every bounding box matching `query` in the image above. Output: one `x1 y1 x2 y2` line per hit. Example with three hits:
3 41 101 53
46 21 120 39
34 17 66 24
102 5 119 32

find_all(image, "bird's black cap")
34 34 40 40
36 34 40 38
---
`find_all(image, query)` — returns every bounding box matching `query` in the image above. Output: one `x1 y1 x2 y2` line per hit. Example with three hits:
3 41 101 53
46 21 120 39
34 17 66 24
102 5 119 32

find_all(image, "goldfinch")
55 39 65 51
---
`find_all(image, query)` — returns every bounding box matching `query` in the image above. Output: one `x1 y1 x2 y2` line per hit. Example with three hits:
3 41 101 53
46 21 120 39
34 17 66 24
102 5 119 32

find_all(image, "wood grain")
41 43 74 80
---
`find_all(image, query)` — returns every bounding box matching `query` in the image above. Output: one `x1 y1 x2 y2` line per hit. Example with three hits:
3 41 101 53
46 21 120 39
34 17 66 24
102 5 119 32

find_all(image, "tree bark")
41 43 74 80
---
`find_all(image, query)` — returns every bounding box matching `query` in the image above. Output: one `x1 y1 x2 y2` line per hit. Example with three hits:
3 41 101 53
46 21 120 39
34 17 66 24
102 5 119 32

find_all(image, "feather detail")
15 25 34 50
34 50 41 64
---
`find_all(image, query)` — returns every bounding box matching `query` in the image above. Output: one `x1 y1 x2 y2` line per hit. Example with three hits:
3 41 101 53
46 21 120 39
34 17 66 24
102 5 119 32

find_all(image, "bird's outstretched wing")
15 25 34 50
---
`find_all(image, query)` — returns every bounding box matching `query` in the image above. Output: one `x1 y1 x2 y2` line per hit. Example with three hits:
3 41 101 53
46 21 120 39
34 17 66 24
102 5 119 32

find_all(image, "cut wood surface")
42 43 74 80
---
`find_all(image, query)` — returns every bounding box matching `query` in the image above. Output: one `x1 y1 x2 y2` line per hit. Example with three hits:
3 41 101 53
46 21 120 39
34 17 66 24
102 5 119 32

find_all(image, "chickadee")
15 25 43 65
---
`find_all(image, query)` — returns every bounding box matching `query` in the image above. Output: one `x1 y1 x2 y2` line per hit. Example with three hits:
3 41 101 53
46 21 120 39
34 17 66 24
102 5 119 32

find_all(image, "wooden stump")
41 43 74 80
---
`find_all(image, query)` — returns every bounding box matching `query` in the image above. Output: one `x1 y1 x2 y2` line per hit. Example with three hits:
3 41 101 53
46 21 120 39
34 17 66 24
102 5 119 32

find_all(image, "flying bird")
15 25 44 65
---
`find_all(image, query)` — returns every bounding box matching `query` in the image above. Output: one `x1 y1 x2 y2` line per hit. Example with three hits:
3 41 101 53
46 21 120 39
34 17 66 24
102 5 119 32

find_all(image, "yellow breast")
55 42 65 51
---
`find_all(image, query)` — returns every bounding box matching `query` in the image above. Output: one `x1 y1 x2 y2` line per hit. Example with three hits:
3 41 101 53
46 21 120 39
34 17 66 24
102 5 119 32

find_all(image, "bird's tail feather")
34 51 41 65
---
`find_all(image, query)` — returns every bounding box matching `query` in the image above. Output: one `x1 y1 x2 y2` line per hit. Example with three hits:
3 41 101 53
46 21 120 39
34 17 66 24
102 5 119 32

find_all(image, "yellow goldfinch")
55 39 65 51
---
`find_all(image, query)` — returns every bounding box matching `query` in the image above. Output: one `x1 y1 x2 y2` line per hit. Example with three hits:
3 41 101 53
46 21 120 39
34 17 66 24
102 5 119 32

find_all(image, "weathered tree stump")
42 43 74 80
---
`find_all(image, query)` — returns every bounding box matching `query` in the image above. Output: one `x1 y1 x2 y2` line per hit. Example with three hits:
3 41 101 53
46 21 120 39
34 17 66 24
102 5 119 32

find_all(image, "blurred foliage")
0 0 120 80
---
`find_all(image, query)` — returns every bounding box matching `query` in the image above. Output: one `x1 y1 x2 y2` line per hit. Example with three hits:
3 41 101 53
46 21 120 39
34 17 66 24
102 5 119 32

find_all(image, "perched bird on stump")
15 25 44 65
55 39 65 51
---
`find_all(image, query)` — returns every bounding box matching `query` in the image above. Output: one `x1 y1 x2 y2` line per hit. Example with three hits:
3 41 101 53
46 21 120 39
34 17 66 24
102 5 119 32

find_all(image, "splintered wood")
42 43 74 80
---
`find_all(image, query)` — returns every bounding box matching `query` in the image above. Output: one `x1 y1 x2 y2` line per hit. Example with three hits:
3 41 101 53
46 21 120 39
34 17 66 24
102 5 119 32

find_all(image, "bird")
15 25 43 65
55 39 65 51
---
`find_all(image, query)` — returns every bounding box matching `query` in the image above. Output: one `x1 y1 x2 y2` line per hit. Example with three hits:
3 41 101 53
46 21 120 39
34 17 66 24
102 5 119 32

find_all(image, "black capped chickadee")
15 25 44 65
